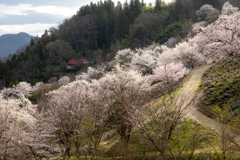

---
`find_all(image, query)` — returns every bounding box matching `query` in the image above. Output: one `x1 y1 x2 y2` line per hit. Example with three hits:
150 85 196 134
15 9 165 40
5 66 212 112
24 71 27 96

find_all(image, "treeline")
57 0 236 52
0 32 75 86
0 0 239 87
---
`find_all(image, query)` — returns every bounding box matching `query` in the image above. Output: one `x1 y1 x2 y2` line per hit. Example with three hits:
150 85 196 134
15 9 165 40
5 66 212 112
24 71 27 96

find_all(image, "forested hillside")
0 32 31 58
0 0 239 87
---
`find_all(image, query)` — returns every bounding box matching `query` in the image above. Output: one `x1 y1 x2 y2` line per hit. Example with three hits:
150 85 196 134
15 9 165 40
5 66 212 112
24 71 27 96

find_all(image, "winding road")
177 65 235 135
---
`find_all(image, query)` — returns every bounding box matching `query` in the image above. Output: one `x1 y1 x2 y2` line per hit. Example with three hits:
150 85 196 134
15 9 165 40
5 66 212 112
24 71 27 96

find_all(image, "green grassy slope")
199 56 240 110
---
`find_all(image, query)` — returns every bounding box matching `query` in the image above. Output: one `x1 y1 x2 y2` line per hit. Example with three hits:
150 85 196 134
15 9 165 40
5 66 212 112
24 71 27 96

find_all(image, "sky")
0 0 173 36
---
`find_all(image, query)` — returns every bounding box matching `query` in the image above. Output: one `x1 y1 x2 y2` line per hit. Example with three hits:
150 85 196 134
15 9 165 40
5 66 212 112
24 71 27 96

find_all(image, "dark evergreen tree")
98 9 109 48
105 0 116 48
174 0 183 21
26 46 30 52
154 0 162 13
11 54 17 62
133 0 143 20
30 38 35 47
116 5 129 40
34 42 44 60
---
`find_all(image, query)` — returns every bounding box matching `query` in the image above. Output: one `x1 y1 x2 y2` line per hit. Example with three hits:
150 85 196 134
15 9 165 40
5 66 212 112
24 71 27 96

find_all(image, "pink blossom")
48 77 58 84
58 76 70 85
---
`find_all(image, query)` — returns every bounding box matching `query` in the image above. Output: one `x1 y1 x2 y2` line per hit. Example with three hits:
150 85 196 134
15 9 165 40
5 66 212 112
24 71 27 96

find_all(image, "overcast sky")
0 0 173 36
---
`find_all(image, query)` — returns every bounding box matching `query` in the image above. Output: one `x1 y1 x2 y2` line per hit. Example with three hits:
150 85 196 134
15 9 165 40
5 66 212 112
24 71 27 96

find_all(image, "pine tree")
26 46 30 52
154 0 162 13
133 0 142 19
105 0 116 48
123 1 131 26
116 6 129 40
34 42 44 60
128 0 143 24
30 38 35 47
128 0 135 24
174 0 183 21
98 9 109 48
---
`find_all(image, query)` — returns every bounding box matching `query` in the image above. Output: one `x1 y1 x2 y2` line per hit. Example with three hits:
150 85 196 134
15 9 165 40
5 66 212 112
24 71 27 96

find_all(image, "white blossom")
115 48 133 63
164 37 179 48
196 4 217 21
191 11 240 60
1 81 32 99
221 1 239 16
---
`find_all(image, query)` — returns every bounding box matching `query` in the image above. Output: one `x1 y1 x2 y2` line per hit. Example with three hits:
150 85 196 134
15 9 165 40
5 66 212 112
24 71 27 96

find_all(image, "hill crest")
0 32 32 58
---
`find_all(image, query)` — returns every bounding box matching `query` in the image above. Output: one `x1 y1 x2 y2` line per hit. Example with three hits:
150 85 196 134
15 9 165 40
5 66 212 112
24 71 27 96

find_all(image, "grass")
52 64 232 160
198 56 240 108
51 118 217 160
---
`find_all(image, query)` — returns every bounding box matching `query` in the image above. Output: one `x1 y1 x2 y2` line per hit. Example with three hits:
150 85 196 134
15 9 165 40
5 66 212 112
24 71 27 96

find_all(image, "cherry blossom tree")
16 110 59 159
15 82 32 97
125 44 170 74
76 61 115 82
0 93 56 159
192 9 240 60
149 62 186 86
136 101 184 156
32 82 45 93
48 77 58 84
196 4 218 21
114 48 133 63
0 94 36 123
131 50 159 74
221 1 239 16
0 104 17 160
175 42 206 68
135 96 202 159
115 43 168 74
85 83 108 152
164 37 179 48
1 82 32 100
46 80 94 158
77 66 105 82
1 87 23 100
115 41 200 75
68 65 150 155
58 76 70 85
115 41 205 76
192 21 208 34
94 65 150 150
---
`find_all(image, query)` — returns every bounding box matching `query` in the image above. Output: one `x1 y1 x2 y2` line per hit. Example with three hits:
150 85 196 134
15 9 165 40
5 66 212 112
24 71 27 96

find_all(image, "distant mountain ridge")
0 32 32 58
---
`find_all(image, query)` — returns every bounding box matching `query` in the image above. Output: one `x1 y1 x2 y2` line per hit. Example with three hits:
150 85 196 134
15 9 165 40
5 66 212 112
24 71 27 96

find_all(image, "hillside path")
177 65 233 135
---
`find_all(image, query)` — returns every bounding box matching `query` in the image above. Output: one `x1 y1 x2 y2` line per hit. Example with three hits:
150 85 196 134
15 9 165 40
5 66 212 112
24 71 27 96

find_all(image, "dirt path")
177 65 233 135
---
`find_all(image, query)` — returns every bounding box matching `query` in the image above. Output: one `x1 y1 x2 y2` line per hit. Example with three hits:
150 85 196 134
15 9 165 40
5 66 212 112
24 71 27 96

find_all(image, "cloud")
0 11 65 25
0 4 32 17
0 4 79 18
2 0 87 8
0 23 56 36
31 5 79 17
